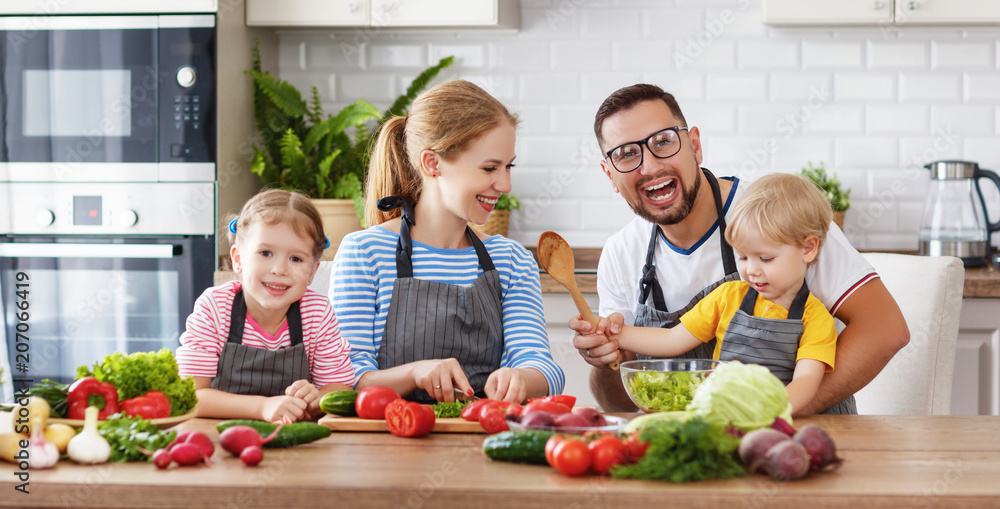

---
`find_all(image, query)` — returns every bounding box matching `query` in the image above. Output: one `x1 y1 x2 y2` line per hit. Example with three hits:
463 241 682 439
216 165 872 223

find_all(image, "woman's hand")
410 358 474 403
260 395 308 423
484 368 527 403
569 312 624 367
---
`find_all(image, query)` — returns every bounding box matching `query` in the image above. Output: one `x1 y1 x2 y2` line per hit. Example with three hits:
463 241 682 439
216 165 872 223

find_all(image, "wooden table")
2 415 999 508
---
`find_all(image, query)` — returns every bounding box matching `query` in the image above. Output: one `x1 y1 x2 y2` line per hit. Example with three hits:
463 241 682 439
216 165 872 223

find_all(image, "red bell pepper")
67 377 120 420
384 400 436 438
121 391 171 420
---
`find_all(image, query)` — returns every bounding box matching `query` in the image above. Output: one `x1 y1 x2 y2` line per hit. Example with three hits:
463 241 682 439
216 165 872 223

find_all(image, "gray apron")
376 196 504 404
633 168 739 361
210 288 311 397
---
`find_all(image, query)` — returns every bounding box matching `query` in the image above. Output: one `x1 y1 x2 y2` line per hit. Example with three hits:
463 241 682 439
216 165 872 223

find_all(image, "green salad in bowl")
620 359 721 412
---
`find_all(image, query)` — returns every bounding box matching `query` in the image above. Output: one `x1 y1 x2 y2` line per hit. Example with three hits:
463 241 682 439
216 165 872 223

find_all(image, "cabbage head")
686 361 792 431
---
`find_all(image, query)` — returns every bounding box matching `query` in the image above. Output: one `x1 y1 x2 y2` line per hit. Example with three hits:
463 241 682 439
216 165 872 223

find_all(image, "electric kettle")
918 160 1000 267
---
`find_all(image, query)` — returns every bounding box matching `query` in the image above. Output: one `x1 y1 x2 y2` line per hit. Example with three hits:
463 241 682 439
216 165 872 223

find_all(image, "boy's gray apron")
376 196 504 404
211 288 310 397
633 168 739 360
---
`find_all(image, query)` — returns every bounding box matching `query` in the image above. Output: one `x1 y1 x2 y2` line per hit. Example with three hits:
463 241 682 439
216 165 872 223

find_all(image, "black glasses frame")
604 126 689 173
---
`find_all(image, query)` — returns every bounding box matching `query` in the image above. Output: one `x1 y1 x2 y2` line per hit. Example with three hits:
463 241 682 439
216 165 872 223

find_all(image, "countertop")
536 248 1000 298
3 414 1000 508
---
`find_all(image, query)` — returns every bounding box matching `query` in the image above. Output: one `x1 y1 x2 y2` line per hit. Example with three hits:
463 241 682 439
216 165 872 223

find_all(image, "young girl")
177 189 355 423
331 80 565 404
609 173 837 414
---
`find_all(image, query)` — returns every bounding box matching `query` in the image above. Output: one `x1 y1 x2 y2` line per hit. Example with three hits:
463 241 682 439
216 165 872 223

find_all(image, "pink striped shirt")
177 281 355 387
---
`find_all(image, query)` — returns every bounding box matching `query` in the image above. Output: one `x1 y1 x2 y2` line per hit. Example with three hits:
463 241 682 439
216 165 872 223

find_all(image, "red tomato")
355 385 401 419
588 436 628 474
384 400 436 438
521 400 572 416
528 395 577 408
479 408 509 434
461 400 490 422
544 435 567 466
550 437 591 477
624 431 649 463
581 429 615 442
477 400 522 422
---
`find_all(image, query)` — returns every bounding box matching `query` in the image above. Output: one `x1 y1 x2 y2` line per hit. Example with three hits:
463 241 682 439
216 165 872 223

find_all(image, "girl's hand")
261 395 308 423
410 358 474 403
484 368 527 403
285 379 320 406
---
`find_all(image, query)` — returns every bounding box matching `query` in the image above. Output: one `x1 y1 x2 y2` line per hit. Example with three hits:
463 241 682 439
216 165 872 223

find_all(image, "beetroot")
759 440 811 481
572 407 607 427
771 417 797 436
793 424 843 472
739 428 792 472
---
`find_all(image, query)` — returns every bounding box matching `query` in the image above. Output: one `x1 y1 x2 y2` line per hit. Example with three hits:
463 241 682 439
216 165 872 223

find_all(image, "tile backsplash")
276 0 1000 250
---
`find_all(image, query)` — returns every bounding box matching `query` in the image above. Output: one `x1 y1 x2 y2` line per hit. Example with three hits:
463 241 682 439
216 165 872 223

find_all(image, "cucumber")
482 430 556 465
216 420 331 448
319 390 359 417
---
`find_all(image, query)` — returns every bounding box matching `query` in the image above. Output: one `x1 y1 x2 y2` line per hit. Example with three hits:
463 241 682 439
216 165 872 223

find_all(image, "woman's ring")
586 349 591 358
434 385 441 389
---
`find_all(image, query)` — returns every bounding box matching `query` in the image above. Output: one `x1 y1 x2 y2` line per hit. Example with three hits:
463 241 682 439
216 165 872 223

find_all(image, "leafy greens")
627 369 708 412
611 416 745 482
77 348 197 416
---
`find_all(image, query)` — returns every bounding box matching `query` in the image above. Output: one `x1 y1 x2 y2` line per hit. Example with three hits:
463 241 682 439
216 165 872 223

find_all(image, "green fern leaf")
246 70 309 118
318 150 341 179
383 56 455 121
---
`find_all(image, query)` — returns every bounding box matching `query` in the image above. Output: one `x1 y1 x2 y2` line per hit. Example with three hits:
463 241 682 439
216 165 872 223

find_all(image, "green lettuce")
627 370 709 412
686 360 792 431
76 348 197 416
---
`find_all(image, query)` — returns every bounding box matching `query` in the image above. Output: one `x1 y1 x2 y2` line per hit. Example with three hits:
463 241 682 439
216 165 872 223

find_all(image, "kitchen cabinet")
544 292 601 409
246 0 520 29
763 0 1000 25
950 299 1000 416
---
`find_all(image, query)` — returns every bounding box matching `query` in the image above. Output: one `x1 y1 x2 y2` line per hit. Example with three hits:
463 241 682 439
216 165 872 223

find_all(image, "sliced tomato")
521 400 572 416
528 395 576 408
355 385 401 420
461 400 490 422
384 399 436 438
551 437 591 477
588 436 628 474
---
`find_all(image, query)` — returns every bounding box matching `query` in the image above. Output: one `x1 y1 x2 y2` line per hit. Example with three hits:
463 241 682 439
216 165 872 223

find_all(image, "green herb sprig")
432 400 470 418
611 416 745 483
98 415 177 462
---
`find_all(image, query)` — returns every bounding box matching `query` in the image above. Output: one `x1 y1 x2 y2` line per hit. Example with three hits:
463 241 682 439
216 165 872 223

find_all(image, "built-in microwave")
0 15 216 183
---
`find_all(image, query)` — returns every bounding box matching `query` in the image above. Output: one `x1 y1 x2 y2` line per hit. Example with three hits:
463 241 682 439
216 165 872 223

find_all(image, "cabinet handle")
906 0 920 11
348 2 358 13
873 1 884 9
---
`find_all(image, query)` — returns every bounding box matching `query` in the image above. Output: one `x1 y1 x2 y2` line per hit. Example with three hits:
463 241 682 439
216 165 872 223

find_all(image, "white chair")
853 253 965 415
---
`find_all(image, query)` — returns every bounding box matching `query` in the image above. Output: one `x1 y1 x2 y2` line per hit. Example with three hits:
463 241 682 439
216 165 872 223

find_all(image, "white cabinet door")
763 0 893 25
246 0 369 27
371 0 518 28
950 299 1000 415
895 0 1000 24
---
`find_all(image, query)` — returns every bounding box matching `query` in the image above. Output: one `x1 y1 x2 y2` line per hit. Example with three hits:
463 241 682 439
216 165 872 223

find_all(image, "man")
571 84 909 413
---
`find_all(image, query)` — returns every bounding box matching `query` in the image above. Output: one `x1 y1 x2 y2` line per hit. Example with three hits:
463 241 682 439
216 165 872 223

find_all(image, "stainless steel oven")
0 11 217 399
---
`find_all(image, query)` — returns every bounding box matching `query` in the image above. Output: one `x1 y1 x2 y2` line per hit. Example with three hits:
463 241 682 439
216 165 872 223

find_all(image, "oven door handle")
0 243 178 259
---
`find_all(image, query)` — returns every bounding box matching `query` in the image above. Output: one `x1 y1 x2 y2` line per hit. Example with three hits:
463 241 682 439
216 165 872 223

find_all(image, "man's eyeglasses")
604 126 688 173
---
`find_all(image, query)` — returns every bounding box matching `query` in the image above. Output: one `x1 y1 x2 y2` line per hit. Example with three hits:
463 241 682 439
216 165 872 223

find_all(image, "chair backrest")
853 253 965 415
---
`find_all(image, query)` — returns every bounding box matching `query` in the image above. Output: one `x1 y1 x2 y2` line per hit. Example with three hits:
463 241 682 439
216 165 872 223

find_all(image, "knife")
454 388 480 403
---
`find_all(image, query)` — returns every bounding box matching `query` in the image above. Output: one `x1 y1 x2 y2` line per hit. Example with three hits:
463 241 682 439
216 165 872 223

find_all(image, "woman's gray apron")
210 289 311 397
376 196 504 404
631 169 856 414
633 168 739 360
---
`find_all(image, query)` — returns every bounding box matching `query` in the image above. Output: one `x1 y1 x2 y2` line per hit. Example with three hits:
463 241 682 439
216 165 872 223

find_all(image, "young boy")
610 173 837 415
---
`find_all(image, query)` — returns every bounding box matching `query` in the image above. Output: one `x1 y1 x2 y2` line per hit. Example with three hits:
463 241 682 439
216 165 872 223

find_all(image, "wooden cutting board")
317 414 486 433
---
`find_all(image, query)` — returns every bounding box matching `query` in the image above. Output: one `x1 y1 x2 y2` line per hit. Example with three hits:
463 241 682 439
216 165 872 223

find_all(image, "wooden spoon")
537 231 619 370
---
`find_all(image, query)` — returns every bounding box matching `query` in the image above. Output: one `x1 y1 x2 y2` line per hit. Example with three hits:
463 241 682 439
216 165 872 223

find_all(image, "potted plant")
470 194 521 237
801 162 850 230
246 40 454 258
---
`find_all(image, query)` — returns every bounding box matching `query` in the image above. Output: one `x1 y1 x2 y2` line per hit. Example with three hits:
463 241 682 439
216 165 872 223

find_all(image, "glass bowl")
620 359 721 413
506 414 628 435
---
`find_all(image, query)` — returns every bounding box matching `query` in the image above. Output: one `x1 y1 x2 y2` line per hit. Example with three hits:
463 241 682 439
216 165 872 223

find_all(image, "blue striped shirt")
329 226 565 395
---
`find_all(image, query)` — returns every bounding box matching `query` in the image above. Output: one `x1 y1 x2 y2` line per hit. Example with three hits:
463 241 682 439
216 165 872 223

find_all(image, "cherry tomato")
461 400 490 422
588 436 628 474
479 408 509 434
528 395 577 408
550 437 591 477
624 431 649 463
545 435 567 466
521 401 572 416
355 385 401 419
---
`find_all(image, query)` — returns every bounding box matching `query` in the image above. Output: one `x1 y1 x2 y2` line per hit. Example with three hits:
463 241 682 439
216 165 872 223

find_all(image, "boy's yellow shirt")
679 280 837 372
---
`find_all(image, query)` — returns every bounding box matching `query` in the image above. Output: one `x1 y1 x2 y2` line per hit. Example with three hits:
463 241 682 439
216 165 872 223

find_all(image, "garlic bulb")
67 406 111 465
27 417 59 469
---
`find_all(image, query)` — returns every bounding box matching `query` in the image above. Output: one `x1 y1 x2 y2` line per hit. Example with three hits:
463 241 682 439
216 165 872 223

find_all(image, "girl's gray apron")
376 196 504 404
210 289 311 397
632 168 855 414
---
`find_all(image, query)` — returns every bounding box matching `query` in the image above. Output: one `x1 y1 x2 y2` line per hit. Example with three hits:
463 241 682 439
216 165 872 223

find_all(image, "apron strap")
639 225 668 312
703 167 738 277
378 196 417 278
737 280 811 320
227 289 304 347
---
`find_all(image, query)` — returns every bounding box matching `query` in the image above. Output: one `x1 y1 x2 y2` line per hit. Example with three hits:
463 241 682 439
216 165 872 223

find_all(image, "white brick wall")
278 2 1000 251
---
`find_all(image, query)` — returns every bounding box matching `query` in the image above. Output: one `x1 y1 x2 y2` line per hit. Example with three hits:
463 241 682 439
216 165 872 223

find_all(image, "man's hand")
569 312 624 367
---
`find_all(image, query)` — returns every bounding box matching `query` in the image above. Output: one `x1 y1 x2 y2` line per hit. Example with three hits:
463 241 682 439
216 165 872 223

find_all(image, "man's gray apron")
211 288 311 397
376 196 504 404
632 169 856 414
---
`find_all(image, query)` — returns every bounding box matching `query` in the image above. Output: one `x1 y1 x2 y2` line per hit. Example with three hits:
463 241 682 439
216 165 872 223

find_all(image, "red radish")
240 445 264 466
152 448 173 470
169 442 205 466
171 431 215 459
219 422 285 456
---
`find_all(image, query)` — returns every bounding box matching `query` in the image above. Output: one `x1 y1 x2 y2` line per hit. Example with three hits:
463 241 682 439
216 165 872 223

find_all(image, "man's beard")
628 170 702 226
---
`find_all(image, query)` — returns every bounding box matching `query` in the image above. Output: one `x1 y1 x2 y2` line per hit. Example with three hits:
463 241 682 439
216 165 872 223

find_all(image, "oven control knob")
118 209 139 227
176 66 197 88
36 209 55 227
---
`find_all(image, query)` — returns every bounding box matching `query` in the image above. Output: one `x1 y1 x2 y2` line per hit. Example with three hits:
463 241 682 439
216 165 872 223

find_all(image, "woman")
330 80 565 404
